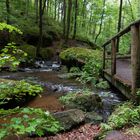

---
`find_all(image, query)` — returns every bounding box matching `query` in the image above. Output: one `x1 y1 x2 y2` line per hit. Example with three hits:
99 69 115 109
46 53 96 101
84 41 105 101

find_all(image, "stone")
53 109 85 130
85 111 103 124
104 131 126 140
65 93 103 112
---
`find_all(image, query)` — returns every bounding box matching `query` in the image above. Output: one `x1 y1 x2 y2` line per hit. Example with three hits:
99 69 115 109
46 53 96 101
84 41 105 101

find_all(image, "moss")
40 47 54 59
18 44 36 60
60 47 101 62
59 47 102 72
59 90 103 112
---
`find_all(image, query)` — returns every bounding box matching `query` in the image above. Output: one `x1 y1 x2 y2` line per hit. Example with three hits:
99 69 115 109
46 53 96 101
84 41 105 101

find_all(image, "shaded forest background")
1 0 140 51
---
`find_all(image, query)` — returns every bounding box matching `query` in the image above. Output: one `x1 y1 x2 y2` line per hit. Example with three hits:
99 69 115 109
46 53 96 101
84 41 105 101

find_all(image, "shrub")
101 102 140 131
0 79 43 105
0 108 62 139
0 42 27 71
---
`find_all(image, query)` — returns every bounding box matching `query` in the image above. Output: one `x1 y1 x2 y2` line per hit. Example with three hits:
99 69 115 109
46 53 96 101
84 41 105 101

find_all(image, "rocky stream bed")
0 62 127 140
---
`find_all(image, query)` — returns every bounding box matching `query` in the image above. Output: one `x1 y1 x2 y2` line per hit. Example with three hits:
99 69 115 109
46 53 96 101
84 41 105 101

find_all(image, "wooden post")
111 39 116 77
131 24 140 97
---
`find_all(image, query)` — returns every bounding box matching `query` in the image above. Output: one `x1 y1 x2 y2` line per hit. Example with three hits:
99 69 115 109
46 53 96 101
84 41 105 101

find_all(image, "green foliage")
0 108 62 139
95 79 110 89
78 50 102 84
0 23 22 34
59 89 91 105
0 43 27 71
18 44 36 60
60 47 102 84
40 48 54 59
69 67 81 73
101 102 140 131
0 79 43 105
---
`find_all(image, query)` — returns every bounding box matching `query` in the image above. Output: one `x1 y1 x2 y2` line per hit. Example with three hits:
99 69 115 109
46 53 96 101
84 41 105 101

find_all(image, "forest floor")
24 125 140 140
24 124 100 140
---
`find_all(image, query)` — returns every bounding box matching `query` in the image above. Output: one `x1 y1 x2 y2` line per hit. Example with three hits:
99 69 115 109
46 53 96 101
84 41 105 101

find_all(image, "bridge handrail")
102 19 140 47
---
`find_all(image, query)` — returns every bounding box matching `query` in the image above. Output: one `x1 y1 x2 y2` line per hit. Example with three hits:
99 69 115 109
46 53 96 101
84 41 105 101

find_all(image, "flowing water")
0 62 126 119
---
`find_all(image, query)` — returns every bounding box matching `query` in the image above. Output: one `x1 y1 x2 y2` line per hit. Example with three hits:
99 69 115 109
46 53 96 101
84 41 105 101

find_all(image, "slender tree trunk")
54 0 57 20
66 0 72 42
35 0 39 23
37 0 43 57
58 0 60 21
6 0 10 24
116 0 123 52
26 0 29 18
94 0 105 43
47 0 49 16
63 0 66 38
127 0 135 20
73 0 78 39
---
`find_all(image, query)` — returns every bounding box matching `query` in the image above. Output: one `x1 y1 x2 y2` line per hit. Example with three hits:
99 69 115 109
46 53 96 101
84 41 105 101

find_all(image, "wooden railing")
102 19 140 95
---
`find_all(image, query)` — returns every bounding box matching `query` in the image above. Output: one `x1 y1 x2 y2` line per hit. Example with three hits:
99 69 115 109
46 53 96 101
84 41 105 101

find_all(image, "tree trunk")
6 0 10 24
37 0 43 57
73 0 78 39
63 0 66 38
116 0 123 52
35 0 39 23
94 0 106 43
54 0 57 20
66 0 72 42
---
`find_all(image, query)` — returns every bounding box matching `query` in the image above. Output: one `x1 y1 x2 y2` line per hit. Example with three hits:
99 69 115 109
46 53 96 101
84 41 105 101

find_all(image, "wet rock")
53 109 85 130
85 111 103 124
63 93 103 112
104 131 126 140
52 62 61 71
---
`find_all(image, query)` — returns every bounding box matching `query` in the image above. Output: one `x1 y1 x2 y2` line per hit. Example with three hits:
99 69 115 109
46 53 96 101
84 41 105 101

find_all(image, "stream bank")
0 63 127 139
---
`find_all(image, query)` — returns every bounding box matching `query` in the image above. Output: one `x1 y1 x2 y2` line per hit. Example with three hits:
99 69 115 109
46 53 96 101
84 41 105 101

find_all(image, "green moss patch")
18 44 36 60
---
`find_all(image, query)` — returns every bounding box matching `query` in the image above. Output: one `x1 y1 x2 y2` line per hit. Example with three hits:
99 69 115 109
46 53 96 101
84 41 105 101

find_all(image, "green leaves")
0 23 22 34
0 108 62 139
101 102 140 131
0 80 43 105
0 42 28 71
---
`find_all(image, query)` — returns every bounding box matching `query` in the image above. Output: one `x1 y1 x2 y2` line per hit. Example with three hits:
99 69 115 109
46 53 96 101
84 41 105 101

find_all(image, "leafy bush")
101 102 140 131
69 67 81 73
0 108 62 139
0 42 27 71
0 79 43 105
18 44 36 60
95 79 110 89
60 47 102 84
0 23 23 46
0 23 22 34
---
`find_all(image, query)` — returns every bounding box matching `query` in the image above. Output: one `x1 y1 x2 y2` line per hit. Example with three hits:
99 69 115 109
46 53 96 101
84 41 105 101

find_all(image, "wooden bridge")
102 19 140 101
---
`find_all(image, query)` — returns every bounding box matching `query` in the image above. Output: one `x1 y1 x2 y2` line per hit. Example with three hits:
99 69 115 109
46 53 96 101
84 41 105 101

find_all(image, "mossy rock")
18 44 36 59
59 47 102 71
40 47 54 59
60 92 103 112
53 109 85 130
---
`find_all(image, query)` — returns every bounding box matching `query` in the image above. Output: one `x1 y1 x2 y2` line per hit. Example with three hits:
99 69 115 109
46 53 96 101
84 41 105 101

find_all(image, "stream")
0 62 127 120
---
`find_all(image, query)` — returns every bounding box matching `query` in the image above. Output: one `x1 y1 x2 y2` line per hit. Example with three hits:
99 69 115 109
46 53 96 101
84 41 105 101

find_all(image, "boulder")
104 131 126 140
65 93 103 112
85 111 103 124
53 109 85 130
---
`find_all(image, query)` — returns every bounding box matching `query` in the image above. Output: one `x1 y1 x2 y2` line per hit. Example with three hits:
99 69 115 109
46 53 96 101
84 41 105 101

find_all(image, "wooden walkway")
102 19 140 100
105 59 132 85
